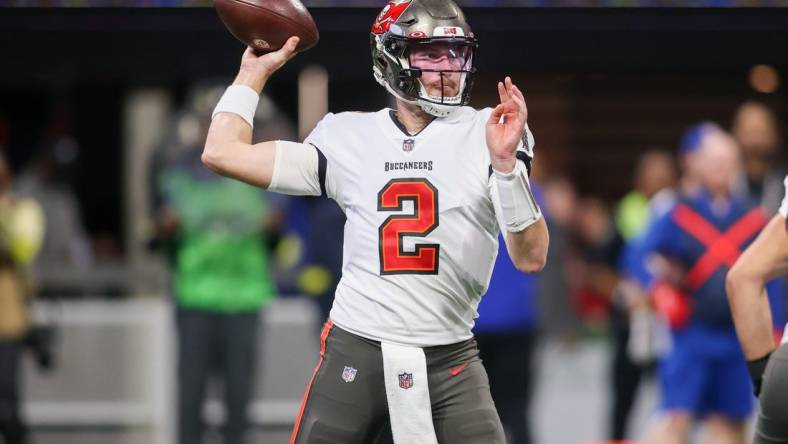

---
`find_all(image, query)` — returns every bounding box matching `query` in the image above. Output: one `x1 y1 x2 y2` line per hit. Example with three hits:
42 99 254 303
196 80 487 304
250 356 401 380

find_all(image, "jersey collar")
388 109 436 137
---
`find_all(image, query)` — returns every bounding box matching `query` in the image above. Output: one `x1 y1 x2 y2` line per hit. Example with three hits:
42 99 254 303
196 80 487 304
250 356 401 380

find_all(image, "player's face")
408 43 471 99
734 106 779 157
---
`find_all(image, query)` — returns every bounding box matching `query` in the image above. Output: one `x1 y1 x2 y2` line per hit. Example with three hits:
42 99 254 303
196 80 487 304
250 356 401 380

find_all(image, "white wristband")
212 85 260 129
493 161 542 232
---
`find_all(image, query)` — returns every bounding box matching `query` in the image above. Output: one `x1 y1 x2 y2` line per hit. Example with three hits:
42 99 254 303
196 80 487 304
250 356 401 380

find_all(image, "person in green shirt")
155 114 281 444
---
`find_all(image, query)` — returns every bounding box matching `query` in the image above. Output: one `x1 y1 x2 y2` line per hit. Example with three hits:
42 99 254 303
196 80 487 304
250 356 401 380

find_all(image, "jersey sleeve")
515 125 534 177
302 113 341 202
520 123 535 165
778 175 788 218
267 141 322 196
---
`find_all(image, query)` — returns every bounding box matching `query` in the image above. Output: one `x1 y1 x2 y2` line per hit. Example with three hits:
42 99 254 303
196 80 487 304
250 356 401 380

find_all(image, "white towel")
381 341 438 444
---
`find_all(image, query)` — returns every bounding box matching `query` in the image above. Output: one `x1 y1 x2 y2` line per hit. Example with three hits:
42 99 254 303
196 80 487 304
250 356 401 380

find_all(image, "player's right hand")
234 36 300 93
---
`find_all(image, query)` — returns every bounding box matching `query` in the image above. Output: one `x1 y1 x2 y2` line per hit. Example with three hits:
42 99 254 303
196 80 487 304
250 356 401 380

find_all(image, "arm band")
211 85 259 129
492 160 542 233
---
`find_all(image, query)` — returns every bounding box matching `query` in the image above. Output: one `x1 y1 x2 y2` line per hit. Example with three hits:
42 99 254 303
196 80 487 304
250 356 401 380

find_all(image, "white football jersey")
303 107 531 346
779 175 788 345
779 175 788 219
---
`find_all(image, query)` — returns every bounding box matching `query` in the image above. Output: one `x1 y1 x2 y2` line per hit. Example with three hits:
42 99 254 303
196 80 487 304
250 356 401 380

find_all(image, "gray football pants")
290 320 506 444
754 343 788 443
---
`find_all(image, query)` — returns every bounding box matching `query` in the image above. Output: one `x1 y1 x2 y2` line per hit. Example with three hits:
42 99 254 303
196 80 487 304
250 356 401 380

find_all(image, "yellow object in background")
274 234 304 270
615 191 650 241
298 265 332 296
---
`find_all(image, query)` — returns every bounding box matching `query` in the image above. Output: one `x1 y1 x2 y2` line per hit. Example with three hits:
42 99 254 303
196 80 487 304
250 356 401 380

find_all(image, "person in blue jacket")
628 130 784 444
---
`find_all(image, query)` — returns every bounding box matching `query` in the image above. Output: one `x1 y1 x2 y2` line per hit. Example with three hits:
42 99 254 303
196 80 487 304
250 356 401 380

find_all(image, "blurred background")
0 2 787 444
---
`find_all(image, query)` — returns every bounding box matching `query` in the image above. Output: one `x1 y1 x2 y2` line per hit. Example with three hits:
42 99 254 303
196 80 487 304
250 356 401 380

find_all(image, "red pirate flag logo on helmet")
372 0 412 35
398 372 413 389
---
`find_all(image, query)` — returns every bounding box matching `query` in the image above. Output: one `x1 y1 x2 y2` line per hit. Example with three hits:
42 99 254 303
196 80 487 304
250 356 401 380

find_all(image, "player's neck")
395 100 435 135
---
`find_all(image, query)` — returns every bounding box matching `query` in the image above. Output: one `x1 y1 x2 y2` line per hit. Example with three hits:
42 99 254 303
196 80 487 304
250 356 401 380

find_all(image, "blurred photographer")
0 150 44 444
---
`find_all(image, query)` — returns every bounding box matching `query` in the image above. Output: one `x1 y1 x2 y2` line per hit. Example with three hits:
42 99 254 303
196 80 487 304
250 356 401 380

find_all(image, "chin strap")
416 82 463 117
417 100 459 118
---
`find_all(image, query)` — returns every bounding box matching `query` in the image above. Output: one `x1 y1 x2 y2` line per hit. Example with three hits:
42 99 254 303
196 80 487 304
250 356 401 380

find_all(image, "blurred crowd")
533 100 786 444
0 90 784 444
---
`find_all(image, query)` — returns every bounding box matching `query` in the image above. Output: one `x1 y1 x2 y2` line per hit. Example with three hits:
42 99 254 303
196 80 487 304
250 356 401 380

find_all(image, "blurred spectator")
540 177 578 339
153 88 284 444
474 182 546 444
609 149 677 441
572 197 623 327
731 101 785 214
615 150 677 242
15 135 93 282
677 121 723 198
0 150 44 444
296 196 345 322
628 130 784 444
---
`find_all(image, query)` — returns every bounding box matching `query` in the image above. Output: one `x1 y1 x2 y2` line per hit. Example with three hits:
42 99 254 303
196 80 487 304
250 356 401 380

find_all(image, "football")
214 0 319 54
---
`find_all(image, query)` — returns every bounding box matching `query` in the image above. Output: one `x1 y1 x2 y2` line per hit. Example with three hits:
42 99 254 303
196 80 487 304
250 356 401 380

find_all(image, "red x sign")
672 204 767 292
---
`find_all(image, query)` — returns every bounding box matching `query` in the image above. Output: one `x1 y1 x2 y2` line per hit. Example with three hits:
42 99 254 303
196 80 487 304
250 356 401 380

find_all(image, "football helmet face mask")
370 0 478 118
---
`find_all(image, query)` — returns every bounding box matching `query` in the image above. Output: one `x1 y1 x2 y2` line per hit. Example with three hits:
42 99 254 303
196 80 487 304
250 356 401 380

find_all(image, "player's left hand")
486 76 528 174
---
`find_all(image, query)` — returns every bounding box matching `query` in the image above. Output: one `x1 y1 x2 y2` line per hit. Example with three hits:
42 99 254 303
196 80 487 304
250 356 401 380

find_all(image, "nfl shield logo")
342 366 357 383
402 139 415 152
398 372 413 390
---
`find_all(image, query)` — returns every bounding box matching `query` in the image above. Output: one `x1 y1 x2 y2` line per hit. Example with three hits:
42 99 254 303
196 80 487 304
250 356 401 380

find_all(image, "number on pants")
377 178 440 275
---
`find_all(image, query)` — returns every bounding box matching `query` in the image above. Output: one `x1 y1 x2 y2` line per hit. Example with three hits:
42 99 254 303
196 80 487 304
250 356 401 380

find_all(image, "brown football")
214 0 319 54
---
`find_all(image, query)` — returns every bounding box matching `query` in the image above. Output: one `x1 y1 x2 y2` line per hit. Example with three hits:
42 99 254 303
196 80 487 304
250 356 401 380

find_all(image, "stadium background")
0 2 787 443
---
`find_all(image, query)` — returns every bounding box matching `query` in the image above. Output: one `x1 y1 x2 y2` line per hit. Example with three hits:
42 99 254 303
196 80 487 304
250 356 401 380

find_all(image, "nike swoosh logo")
448 362 470 376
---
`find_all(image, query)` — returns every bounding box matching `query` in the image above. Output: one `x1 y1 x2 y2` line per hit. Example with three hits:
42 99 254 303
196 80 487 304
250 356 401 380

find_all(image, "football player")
727 175 788 444
202 1 549 443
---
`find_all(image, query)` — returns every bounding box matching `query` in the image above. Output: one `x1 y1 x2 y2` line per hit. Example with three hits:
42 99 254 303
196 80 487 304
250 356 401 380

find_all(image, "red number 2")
377 178 440 275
